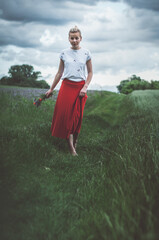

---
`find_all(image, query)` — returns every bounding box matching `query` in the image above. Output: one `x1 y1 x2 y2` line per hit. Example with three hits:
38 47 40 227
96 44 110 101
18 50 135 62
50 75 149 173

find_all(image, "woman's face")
69 32 82 50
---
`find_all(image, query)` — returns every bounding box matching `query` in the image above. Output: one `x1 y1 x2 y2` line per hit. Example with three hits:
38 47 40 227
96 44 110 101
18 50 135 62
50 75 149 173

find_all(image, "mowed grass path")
0 89 159 240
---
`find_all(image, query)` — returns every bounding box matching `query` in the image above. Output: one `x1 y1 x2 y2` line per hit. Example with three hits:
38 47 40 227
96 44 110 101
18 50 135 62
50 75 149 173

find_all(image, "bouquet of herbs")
33 93 53 107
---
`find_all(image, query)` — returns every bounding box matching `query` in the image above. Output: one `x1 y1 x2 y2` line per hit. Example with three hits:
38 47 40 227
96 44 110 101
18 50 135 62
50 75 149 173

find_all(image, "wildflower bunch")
33 93 53 107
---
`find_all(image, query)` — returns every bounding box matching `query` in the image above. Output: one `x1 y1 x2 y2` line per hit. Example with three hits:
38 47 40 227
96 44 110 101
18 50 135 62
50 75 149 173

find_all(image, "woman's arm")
46 59 64 97
79 59 93 97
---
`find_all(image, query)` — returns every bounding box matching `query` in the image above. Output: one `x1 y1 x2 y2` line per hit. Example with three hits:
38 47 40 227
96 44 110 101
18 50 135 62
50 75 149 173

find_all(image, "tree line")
1 66 159 93
0 64 50 89
117 75 159 94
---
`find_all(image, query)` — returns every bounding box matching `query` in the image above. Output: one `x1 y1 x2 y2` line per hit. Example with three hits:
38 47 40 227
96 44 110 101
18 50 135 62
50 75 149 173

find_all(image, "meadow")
0 88 159 240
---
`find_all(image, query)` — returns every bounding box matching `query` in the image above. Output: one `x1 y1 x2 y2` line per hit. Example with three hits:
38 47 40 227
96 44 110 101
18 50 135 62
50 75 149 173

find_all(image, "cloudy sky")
0 0 159 91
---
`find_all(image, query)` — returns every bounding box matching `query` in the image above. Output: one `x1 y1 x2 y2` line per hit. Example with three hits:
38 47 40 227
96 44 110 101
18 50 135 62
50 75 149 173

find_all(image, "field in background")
0 88 159 240
0 85 58 99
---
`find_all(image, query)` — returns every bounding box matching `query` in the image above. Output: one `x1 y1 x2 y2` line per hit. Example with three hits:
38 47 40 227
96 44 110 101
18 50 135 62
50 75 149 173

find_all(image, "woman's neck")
71 46 81 50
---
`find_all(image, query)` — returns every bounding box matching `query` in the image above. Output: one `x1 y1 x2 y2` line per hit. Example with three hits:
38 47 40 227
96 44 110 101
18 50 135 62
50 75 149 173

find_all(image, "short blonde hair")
69 26 82 37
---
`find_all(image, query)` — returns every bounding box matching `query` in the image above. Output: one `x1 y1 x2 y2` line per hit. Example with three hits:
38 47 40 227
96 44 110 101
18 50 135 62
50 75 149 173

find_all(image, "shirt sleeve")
86 50 91 62
59 51 65 61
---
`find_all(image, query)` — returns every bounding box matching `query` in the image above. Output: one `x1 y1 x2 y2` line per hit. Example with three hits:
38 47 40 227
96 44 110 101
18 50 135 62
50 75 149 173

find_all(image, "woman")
46 26 93 156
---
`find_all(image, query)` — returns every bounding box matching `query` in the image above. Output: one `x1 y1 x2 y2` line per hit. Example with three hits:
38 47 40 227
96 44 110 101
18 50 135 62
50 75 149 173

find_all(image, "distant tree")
0 64 50 89
35 80 50 89
150 80 159 90
117 75 155 94
130 75 142 82
0 76 12 85
8 64 41 85
117 80 129 93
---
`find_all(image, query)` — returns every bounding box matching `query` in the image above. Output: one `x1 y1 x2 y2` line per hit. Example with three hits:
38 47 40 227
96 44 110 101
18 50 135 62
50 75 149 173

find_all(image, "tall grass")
0 90 159 240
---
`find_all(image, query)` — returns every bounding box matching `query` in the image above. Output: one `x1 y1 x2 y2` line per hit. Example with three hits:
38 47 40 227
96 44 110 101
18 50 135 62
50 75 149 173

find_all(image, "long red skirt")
51 79 87 139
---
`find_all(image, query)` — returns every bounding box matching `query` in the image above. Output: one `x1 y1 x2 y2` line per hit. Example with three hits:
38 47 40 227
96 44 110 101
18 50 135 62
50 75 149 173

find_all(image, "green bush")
0 64 50 89
117 75 159 94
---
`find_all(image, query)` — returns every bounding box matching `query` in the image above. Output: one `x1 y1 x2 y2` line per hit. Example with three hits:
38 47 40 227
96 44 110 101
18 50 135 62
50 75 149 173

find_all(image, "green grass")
0 90 159 240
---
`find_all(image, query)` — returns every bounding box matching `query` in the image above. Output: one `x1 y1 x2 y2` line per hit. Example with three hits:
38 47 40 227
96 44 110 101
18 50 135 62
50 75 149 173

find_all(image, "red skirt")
51 79 87 139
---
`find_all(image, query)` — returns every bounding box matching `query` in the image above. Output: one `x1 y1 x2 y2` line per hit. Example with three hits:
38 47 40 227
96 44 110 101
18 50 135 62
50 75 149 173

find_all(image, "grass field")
0 89 159 240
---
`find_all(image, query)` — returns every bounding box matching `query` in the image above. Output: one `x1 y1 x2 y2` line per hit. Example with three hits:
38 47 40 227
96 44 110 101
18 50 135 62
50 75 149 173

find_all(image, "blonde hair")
69 26 82 37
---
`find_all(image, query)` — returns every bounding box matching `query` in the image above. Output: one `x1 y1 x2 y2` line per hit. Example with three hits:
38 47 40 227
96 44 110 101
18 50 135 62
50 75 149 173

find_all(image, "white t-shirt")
60 47 91 82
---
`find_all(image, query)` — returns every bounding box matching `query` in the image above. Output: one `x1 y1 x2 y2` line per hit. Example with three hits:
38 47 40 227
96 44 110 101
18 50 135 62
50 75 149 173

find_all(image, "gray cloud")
0 0 158 27
0 0 91 48
124 0 159 11
0 20 42 48
0 0 158 24
0 0 88 24
0 0 159 86
85 6 159 49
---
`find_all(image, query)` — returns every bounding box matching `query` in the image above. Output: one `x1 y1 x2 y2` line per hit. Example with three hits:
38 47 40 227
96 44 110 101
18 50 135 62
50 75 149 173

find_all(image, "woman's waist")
63 78 85 85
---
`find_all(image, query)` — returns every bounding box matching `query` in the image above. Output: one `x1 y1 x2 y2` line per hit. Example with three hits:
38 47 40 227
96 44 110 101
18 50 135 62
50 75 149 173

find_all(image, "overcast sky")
0 0 159 91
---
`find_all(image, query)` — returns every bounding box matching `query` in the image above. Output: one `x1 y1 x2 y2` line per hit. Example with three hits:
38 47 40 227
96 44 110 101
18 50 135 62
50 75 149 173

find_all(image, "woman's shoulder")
81 47 90 52
80 47 91 56
59 48 71 60
80 48 92 60
60 48 71 54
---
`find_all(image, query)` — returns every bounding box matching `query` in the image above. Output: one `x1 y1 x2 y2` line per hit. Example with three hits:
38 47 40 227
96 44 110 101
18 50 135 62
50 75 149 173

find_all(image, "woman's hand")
45 89 53 98
79 86 87 97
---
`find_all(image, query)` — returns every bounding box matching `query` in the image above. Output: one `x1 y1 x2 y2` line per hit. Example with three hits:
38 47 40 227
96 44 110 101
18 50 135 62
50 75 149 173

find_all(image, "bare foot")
67 134 78 156
71 150 78 156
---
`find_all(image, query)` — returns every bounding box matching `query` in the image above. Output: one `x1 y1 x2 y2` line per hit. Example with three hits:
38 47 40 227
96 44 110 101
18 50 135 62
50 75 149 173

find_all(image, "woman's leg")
73 132 79 150
67 134 78 156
